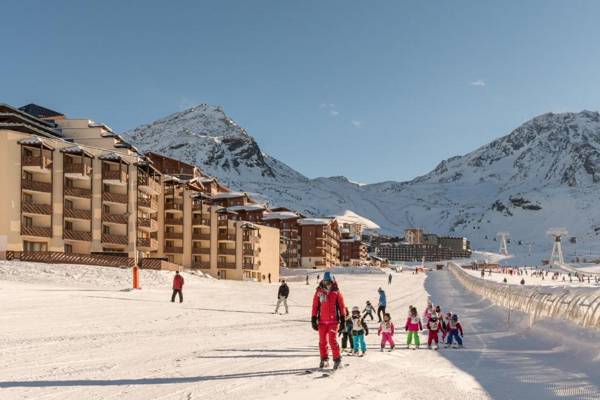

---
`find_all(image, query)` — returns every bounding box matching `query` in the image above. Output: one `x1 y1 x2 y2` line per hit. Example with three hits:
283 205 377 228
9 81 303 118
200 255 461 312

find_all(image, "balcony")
164 246 183 254
22 155 53 171
243 248 259 257
165 201 183 212
64 163 92 179
137 175 161 195
102 233 128 245
218 219 230 227
218 232 236 241
164 216 183 225
192 215 211 226
103 192 128 204
64 229 92 242
192 204 209 213
217 261 236 269
21 226 52 238
192 247 210 255
137 217 158 231
242 263 256 270
22 202 52 215
102 213 128 225
102 169 127 184
164 231 183 240
22 179 52 193
64 208 92 220
137 197 158 211
137 237 158 250
64 186 91 199
218 248 236 256
192 232 211 241
192 261 211 269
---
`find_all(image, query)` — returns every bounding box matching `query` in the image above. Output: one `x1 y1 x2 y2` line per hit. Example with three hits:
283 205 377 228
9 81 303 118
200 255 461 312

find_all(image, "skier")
363 300 376 320
388 273 392 285
338 307 354 353
445 314 464 348
274 280 290 314
405 306 422 349
423 302 433 324
378 312 395 351
311 271 346 369
377 287 387 322
171 271 184 303
350 306 369 356
268 273 272 284
426 313 443 350
306 274 309 285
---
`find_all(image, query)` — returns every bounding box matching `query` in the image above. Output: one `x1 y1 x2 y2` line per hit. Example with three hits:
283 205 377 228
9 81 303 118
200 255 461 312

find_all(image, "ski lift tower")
547 228 568 266
497 232 510 256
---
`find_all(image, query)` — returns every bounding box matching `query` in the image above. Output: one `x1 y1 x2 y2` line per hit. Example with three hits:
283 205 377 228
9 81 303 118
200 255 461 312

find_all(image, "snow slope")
126 107 600 262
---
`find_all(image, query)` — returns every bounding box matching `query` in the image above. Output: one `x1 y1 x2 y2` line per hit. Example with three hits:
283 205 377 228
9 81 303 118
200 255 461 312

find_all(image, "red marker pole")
133 266 140 289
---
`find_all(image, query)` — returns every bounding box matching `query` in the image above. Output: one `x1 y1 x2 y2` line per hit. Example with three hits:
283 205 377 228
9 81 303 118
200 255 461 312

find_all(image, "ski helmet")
431 314 438 321
352 306 360 314
452 314 458 321
323 271 333 282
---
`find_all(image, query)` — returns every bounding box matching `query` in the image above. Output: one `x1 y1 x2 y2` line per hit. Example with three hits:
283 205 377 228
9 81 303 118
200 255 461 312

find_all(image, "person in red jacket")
171 271 184 303
311 271 346 369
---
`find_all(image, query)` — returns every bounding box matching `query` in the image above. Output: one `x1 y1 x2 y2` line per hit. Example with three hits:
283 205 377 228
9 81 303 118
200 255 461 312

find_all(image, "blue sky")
2 1 600 183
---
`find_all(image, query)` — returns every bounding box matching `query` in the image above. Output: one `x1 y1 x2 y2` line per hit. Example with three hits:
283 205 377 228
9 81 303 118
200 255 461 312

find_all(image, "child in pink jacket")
405 306 423 349
378 313 395 351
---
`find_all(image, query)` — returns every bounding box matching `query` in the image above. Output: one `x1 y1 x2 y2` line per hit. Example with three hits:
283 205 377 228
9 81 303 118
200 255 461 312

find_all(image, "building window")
65 221 73 231
65 244 73 253
23 171 33 181
23 216 33 228
23 241 47 252
22 193 33 204
65 199 73 209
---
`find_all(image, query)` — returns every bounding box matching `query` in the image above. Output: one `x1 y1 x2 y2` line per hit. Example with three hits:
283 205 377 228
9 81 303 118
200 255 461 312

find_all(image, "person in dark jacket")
338 307 354 353
274 280 290 314
171 271 184 303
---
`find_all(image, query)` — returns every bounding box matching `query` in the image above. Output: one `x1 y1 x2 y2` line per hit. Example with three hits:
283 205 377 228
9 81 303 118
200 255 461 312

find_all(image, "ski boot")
389 345 395 352
319 359 329 369
380 347 384 352
333 358 342 370
427 345 432 350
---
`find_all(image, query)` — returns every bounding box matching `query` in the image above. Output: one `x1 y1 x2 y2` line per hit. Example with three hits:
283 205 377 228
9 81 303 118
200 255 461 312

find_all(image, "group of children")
339 301 464 355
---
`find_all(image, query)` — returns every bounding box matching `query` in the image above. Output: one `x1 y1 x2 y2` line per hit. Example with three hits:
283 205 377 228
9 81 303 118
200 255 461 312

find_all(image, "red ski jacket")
173 275 184 290
311 282 346 324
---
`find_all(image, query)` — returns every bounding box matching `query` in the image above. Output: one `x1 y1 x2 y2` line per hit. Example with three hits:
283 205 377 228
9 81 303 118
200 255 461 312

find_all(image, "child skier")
423 302 433 324
339 307 354 353
351 306 369 356
445 314 464 348
405 307 423 349
363 301 375 321
426 313 444 350
442 311 452 341
378 312 395 351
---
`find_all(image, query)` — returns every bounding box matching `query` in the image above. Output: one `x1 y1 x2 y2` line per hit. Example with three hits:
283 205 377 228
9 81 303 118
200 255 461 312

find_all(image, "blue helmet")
452 314 458 321
323 271 334 282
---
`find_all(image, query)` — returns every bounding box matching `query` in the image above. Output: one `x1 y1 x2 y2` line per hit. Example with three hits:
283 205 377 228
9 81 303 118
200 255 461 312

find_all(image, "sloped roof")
19 103 64 119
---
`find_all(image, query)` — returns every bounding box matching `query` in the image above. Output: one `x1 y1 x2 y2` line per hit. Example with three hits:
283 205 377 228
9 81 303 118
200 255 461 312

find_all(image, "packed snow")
463 267 600 288
2 261 600 399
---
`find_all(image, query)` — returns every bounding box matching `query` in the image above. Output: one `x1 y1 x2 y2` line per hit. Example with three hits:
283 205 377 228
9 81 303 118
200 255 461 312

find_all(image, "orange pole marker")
133 266 140 289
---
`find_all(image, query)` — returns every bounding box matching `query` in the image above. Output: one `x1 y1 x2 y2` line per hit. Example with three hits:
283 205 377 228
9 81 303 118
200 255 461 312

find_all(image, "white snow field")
2 262 600 400
463 268 600 288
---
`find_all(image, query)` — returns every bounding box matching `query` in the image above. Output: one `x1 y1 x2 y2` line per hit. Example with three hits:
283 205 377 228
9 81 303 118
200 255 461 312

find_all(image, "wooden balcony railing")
192 247 210 254
64 207 92 220
165 201 183 211
164 217 183 225
137 175 161 194
217 262 236 269
192 204 210 212
137 237 158 249
242 263 256 270
218 248 236 256
137 197 158 210
21 225 52 237
102 169 127 182
243 248 259 257
22 202 52 215
103 192 128 204
102 213 128 224
164 231 183 240
164 246 183 254
101 233 128 245
64 163 92 176
218 219 229 227
137 217 158 231
192 216 211 226
218 233 236 241
64 186 91 199
22 179 52 193
192 261 211 269
22 155 53 169
64 229 92 242
192 233 211 241
6 251 134 268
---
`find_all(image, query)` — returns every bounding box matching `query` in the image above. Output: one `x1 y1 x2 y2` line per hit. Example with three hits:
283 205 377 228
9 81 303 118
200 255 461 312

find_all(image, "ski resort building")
298 218 340 268
261 208 303 268
0 103 280 282
374 228 471 262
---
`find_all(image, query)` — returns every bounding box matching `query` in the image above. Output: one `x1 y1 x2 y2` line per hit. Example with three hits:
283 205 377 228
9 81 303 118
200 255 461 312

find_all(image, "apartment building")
298 218 340 268
261 209 303 267
0 103 279 282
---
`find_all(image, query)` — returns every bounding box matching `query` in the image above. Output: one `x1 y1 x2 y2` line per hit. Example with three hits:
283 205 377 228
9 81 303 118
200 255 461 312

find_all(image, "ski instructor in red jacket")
171 271 184 303
311 271 346 369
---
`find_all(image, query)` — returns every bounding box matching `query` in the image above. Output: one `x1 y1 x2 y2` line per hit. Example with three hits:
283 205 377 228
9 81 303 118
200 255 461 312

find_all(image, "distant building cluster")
374 228 471 262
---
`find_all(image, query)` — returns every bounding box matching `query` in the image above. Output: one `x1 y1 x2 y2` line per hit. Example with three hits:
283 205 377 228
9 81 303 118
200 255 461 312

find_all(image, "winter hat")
323 271 333 282
352 306 360 313
452 314 458 321
431 314 438 321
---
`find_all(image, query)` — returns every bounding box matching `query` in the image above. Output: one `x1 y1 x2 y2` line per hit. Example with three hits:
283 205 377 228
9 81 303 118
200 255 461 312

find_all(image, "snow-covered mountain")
126 106 600 263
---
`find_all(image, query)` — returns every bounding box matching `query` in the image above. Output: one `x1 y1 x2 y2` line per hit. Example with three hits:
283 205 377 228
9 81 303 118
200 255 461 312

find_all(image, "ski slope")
1 261 599 399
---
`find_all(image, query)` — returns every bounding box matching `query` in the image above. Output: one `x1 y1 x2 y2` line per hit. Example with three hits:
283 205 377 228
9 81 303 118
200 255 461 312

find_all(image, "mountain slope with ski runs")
126 105 600 260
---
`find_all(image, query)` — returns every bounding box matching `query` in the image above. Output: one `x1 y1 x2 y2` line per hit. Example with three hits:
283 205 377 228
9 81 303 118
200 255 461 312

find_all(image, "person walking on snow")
171 271 184 303
445 314 464 348
311 272 346 369
274 280 290 314
388 273 392 285
350 306 369 356
338 307 354 353
378 313 395 351
405 306 423 349
363 300 376 320
377 288 387 322
426 313 444 350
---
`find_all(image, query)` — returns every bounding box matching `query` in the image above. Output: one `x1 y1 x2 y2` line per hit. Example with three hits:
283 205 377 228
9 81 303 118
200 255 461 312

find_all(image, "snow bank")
449 261 600 331
280 265 386 277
